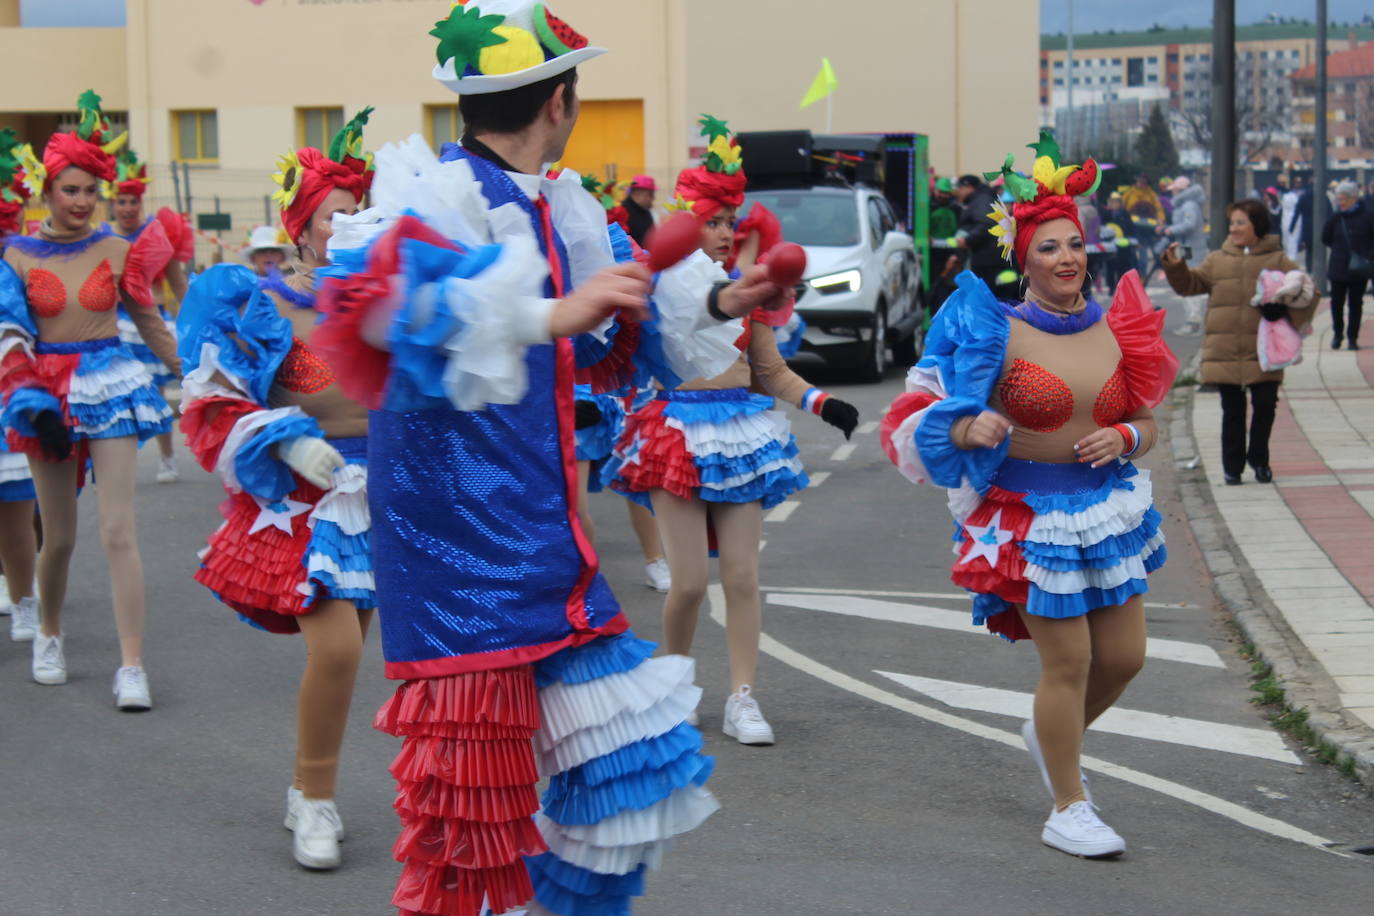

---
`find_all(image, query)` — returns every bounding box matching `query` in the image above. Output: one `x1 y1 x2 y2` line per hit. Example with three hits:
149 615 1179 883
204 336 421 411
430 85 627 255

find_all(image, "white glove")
278 436 345 489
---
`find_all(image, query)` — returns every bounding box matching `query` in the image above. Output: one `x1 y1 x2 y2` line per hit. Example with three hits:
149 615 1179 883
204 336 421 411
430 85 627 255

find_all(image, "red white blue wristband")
802 388 829 415
1112 422 1140 457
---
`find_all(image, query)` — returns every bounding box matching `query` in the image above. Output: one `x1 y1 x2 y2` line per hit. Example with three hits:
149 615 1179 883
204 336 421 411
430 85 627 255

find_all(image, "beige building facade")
1 0 1038 254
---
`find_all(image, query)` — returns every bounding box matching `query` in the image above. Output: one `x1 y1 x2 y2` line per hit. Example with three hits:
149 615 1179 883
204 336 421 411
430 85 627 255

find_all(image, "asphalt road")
2 282 1372 916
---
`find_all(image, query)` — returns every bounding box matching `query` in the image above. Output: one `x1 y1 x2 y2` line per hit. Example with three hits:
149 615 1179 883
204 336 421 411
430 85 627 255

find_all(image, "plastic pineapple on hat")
672 114 747 221
103 148 152 200
430 0 606 96
0 129 39 235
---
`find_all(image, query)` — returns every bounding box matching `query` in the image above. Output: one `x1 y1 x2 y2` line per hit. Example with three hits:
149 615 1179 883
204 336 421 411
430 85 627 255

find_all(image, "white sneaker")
723 685 775 745
290 796 344 869
1021 720 1093 807
10 596 38 642
114 666 152 710
32 632 66 685
285 786 344 840
156 456 179 484
1041 801 1125 858
644 557 671 592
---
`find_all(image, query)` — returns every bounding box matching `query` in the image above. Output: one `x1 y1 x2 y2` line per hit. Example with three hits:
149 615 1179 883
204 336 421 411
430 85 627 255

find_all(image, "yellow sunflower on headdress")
14 143 45 198
271 149 303 211
988 199 1017 261
663 193 694 213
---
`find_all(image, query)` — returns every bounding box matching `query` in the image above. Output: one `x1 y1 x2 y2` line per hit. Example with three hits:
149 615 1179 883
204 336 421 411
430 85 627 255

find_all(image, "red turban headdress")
0 129 36 235
986 129 1100 268
273 108 375 244
42 90 122 191
673 114 747 221
108 149 151 199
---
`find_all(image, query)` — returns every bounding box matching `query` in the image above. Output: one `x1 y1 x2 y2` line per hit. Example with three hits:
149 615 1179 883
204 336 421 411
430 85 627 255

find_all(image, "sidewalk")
1186 300 1374 783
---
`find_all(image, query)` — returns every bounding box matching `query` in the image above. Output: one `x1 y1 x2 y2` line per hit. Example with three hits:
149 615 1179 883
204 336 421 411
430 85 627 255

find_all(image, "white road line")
766 592 1224 668
765 502 801 523
830 443 857 462
855 421 879 436
876 671 1299 765
807 471 831 488
760 584 1199 611
706 585 1340 856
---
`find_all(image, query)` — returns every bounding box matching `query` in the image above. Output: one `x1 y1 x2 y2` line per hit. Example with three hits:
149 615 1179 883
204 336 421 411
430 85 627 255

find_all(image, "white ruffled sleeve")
651 250 745 383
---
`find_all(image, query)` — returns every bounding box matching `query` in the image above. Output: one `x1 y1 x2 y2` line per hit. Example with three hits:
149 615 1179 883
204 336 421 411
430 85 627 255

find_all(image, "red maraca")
766 243 807 287
645 211 702 273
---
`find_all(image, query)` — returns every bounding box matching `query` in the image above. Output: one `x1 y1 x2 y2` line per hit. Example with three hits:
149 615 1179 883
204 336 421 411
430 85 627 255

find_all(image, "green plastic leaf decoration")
580 174 602 194
1005 169 1038 202
328 107 374 163
76 89 104 140
983 154 1015 185
697 114 731 142
430 5 508 71
1026 129 1062 168
0 128 17 154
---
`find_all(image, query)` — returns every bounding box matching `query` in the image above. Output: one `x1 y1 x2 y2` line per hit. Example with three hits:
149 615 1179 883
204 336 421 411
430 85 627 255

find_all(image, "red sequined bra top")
998 358 1129 433
26 261 118 318
277 337 337 395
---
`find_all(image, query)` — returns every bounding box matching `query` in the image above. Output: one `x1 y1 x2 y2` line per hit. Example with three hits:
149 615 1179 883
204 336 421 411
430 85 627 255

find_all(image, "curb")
1168 373 1374 792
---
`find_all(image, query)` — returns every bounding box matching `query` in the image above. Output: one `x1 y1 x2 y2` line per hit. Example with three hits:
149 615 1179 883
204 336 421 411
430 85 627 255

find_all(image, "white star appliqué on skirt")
248 496 312 535
958 508 1013 567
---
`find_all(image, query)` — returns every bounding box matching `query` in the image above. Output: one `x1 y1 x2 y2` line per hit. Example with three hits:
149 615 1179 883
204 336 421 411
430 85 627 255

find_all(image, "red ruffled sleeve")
180 395 262 471
120 218 174 309
154 207 195 263
879 390 941 467
1106 270 1178 410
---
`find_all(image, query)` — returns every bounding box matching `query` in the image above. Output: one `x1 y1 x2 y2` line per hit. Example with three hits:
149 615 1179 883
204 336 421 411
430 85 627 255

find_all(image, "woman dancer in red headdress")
105 148 193 482
0 91 177 706
881 133 1179 857
606 117 859 746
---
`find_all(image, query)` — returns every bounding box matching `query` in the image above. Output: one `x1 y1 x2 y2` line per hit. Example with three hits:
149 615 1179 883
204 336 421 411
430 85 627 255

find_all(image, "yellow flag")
800 57 838 109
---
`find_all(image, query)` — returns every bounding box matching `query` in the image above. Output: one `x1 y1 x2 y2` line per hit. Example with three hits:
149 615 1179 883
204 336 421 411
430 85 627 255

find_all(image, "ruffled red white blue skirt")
194 437 373 634
573 384 628 495
117 304 177 389
375 632 717 916
605 388 808 510
953 458 1166 641
5 337 172 456
0 439 34 502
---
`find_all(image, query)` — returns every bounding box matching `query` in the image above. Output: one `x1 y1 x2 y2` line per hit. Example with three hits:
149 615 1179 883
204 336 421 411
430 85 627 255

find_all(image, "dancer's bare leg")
27 455 80 637
627 500 663 563
1083 596 1147 727
708 500 764 692
651 489 709 656
575 460 596 545
0 500 37 603
294 600 373 799
88 436 147 666
1017 607 1091 810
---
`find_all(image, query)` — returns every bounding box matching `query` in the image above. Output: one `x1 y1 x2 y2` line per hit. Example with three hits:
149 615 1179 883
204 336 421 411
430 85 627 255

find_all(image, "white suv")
745 184 922 382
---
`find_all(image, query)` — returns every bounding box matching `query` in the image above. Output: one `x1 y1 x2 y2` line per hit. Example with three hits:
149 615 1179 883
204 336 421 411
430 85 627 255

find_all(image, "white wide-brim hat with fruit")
431 0 605 96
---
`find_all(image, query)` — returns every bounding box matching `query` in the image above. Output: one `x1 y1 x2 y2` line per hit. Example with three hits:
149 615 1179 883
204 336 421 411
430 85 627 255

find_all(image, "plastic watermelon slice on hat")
534 3 588 55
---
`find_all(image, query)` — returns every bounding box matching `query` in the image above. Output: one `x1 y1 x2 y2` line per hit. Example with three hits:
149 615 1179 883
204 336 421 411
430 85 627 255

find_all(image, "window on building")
1054 60 1063 69
1167 53 1178 63
1054 77 1064 86
1185 54 1195 62
1111 57 1121 65
172 110 218 162
1148 56 1158 64
1185 90 1195 98
426 104 463 152
1127 57 1144 87
298 107 344 151
1147 74 1158 82
1291 49 1300 58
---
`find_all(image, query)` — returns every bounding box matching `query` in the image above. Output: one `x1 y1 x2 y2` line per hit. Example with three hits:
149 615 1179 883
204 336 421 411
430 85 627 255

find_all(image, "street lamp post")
1209 0 1236 250
1313 0 1329 294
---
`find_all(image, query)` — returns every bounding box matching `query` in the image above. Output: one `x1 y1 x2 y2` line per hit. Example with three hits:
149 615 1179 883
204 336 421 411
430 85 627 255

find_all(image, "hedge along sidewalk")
1170 301 1374 791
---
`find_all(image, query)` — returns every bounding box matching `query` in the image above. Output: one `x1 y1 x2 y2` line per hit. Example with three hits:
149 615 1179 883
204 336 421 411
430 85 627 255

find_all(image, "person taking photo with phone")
1156 176 1207 335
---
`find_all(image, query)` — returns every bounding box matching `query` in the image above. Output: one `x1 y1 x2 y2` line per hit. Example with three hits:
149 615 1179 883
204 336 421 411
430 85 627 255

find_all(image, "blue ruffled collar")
259 267 315 309
4 224 113 260
1003 297 1102 334
108 217 152 243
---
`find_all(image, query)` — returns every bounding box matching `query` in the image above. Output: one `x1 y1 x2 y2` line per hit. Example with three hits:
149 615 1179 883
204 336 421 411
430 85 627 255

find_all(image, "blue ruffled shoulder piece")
106 217 152 244
914 271 1011 492
384 236 506 413
259 267 315 310
4 224 113 260
571 224 636 373
177 263 293 406
0 260 35 336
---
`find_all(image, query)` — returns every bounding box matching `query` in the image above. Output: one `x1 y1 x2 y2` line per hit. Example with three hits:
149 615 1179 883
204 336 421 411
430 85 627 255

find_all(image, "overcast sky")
1042 0 1372 33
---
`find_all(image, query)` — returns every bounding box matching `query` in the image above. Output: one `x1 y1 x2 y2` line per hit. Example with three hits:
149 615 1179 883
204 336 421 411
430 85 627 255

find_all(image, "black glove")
820 398 860 440
1260 302 1287 322
31 410 72 461
574 399 603 431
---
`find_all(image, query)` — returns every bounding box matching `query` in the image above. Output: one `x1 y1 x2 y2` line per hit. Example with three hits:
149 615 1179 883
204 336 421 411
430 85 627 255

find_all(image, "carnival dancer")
0 130 40 641
604 117 859 746
105 147 194 483
880 132 1178 857
175 109 376 871
0 91 177 704
308 4 795 912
